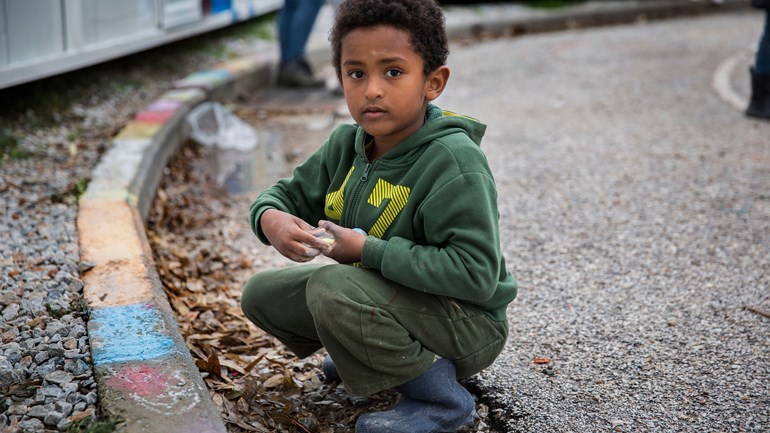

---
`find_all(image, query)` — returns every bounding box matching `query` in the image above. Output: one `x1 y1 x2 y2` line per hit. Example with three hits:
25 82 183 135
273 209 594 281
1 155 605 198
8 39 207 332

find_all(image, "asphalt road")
433 10 769 433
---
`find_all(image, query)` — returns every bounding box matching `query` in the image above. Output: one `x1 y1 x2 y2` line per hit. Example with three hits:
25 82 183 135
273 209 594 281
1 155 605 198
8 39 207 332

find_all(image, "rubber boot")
322 354 340 383
355 358 476 433
746 67 770 120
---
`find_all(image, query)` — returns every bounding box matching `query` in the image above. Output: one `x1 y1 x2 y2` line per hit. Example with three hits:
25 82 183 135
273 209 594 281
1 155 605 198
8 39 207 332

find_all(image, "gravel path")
0 19 274 432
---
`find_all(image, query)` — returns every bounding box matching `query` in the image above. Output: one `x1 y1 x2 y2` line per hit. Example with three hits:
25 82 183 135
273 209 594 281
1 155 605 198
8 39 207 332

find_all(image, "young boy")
241 0 517 431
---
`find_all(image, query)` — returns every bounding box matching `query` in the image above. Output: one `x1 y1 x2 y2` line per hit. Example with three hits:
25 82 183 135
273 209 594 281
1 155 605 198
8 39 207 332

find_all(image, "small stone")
46 366 70 384
39 385 65 399
34 360 59 378
55 400 73 417
2 303 20 321
47 344 64 359
43 411 64 426
6 348 23 365
70 325 86 339
62 338 78 350
6 404 28 415
78 261 96 273
18 355 33 369
57 417 73 430
18 418 44 432
348 395 372 408
63 349 81 359
34 351 49 364
0 367 25 385
1 330 16 343
26 404 52 419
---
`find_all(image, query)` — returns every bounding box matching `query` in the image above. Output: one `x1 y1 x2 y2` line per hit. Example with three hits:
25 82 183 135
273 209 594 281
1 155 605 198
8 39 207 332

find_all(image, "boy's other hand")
260 209 332 262
317 220 366 264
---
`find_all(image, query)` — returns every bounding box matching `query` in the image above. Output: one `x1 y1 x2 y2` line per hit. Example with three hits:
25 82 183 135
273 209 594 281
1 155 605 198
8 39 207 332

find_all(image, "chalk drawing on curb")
104 364 201 415
90 303 177 365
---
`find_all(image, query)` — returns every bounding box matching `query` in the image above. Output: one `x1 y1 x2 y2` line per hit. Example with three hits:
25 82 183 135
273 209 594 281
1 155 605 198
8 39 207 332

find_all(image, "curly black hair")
329 0 449 79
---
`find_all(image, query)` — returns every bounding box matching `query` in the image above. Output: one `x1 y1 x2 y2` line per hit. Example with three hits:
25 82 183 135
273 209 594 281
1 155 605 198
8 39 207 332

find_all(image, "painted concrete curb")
76 1 754 431
77 52 277 432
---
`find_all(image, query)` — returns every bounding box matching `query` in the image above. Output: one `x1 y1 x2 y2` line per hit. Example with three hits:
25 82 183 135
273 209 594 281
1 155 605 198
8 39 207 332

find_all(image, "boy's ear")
425 66 450 101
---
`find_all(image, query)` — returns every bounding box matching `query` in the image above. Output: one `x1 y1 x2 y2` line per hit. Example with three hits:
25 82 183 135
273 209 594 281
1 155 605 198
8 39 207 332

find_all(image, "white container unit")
0 0 282 90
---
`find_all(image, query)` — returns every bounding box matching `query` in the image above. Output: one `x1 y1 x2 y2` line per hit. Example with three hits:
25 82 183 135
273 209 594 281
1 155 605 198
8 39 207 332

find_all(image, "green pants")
241 264 508 396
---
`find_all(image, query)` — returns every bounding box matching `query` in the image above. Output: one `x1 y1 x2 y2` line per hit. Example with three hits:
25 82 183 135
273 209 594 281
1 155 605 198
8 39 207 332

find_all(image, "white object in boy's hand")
302 227 335 257
314 230 336 245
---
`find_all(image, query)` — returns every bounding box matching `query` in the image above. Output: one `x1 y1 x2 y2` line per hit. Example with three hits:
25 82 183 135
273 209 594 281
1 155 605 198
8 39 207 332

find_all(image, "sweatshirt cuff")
251 206 275 245
361 237 387 270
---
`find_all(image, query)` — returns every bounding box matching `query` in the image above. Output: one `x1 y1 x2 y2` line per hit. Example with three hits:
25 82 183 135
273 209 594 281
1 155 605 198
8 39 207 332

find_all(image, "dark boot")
746 67 770 120
277 58 325 88
355 358 476 433
322 354 341 383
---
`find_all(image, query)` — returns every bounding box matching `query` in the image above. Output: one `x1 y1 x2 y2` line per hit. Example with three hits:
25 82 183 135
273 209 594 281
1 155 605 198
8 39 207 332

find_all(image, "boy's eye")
348 70 364 79
385 69 402 78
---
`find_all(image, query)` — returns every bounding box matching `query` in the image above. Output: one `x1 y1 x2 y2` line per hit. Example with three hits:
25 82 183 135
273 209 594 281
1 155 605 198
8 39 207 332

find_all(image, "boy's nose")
364 77 384 100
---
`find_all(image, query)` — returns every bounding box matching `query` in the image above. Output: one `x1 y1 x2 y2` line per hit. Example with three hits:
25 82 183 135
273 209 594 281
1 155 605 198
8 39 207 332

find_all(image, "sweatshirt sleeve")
361 171 503 304
248 141 331 244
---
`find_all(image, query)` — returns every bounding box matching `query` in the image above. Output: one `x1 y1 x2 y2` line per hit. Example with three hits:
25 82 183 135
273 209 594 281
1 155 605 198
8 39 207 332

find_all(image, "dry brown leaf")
262 374 284 389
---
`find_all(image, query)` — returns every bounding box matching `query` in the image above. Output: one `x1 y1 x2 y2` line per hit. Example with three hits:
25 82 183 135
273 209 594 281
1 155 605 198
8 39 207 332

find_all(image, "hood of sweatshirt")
353 104 487 161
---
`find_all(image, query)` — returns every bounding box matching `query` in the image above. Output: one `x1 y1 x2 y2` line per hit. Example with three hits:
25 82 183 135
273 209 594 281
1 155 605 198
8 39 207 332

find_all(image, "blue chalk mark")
90 304 176 365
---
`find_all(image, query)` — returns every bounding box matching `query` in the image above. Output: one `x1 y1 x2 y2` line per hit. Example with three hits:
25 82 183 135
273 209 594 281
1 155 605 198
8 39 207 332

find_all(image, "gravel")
0 16 276 432
437 12 770 433
4 4 767 433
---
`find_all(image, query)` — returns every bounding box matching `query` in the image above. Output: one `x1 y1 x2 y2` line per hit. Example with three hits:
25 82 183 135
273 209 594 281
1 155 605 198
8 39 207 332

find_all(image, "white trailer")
0 0 282 90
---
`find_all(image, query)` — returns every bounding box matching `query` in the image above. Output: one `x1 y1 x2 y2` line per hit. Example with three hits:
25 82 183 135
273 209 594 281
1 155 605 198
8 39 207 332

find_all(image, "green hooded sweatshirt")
249 105 517 321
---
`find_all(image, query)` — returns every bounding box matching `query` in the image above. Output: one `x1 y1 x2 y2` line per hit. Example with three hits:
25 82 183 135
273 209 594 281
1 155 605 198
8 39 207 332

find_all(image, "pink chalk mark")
105 365 177 397
135 110 175 124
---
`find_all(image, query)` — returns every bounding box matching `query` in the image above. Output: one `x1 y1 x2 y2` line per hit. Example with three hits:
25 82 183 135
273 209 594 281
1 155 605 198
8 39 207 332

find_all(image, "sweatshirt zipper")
342 161 373 227
360 163 372 182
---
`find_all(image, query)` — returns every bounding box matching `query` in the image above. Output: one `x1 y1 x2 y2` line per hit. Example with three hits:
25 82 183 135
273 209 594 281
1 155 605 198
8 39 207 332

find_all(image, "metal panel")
7 0 64 63
80 0 159 45
0 1 7 66
0 0 283 89
162 0 202 29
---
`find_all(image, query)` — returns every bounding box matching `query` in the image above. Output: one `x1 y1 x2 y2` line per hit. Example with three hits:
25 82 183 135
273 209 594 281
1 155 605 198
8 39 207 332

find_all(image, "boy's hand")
317 220 366 264
260 209 332 262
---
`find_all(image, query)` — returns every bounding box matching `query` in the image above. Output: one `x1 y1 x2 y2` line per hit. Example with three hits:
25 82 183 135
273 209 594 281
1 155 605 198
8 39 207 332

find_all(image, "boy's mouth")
363 106 386 114
363 106 387 119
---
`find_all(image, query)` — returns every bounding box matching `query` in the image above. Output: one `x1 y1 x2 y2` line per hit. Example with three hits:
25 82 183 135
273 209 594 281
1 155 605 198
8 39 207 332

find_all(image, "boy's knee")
306 265 367 318
240 273 273 324
306 265 342 309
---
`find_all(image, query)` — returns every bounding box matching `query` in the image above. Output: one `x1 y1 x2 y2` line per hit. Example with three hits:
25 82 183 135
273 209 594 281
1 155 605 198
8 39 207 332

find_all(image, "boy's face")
340 25 448 150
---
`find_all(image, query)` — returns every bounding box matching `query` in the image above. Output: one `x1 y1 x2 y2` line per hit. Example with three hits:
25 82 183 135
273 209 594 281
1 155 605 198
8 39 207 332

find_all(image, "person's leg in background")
747 8 770 119
277 0 326 88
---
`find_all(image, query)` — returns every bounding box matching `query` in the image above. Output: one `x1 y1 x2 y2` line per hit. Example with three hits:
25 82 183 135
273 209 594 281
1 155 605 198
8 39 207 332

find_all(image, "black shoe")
277 59 325 88
746 67 770 120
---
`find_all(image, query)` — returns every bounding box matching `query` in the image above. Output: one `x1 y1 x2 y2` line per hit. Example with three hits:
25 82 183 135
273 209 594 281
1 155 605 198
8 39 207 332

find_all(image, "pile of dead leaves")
146 142 397 433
